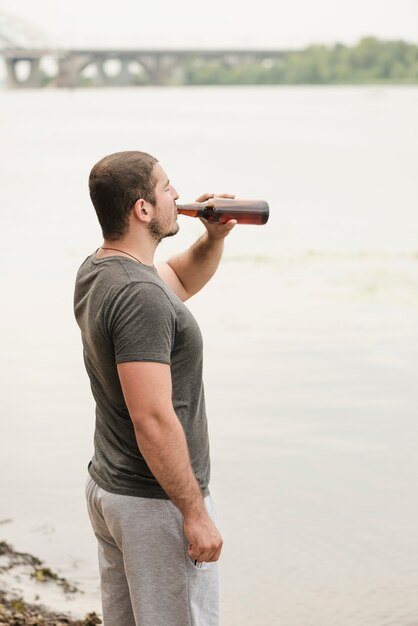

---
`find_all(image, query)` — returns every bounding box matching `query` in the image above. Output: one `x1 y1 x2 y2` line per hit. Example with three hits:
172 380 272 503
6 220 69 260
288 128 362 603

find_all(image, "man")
74 150 236 626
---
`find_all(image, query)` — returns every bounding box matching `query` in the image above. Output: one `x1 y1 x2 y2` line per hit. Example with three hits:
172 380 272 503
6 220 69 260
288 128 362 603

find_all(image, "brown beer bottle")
176 198 269 225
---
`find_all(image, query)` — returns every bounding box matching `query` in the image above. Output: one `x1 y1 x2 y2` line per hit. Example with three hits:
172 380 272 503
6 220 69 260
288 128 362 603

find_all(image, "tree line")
183 38 418 85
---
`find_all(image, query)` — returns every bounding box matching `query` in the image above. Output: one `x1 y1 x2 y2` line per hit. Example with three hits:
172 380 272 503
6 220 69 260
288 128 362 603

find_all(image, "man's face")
148 163 180 243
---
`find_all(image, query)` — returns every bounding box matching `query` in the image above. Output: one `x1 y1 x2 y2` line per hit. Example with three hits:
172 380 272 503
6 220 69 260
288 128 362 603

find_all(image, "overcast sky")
1 0 417 49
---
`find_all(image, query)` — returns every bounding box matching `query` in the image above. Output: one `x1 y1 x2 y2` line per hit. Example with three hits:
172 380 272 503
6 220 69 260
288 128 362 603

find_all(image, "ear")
133 199 152 223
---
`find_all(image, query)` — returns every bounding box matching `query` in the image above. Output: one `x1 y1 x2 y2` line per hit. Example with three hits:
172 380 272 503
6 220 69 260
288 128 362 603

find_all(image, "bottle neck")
176 203 207 218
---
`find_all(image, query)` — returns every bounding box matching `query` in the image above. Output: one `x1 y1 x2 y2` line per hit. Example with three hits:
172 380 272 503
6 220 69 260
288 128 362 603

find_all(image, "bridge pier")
136 54 180 85
136 55 163 85
56 53 89 88
5 57 42 88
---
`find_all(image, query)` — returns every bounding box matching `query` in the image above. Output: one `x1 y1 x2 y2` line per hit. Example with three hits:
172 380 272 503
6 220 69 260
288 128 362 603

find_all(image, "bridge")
2 47 295 88
0 12 295 88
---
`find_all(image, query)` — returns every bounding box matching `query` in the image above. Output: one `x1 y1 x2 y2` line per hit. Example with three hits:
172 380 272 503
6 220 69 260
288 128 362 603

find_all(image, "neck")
100 232 157 266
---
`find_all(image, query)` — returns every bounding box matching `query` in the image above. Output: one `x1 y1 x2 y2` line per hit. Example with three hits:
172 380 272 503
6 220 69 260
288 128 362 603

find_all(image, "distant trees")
184 38 418 85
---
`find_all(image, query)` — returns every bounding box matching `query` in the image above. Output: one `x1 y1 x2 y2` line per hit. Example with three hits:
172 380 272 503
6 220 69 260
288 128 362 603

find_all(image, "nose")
170 185 179 201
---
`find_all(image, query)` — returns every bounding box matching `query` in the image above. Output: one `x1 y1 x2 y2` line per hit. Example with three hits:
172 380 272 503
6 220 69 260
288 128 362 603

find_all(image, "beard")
148 215 179 243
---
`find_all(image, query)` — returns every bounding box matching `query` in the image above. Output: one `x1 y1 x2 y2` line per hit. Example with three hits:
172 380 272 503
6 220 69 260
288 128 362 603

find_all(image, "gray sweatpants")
85 476 219 626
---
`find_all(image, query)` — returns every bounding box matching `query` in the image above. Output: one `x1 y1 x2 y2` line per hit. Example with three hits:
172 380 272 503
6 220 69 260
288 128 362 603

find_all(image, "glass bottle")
176 198 269 225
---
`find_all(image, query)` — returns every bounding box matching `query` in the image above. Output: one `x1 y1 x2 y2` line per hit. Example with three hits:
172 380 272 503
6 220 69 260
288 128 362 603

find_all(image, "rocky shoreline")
0 542 101 626
0 592 101 626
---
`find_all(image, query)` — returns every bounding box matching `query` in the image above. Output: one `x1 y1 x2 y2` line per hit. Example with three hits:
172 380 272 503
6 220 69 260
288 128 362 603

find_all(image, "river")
1 85 418 625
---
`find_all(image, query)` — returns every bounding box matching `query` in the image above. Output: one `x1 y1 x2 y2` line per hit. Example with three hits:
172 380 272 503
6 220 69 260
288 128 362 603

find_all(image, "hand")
183 510 223 563
195 192 237 240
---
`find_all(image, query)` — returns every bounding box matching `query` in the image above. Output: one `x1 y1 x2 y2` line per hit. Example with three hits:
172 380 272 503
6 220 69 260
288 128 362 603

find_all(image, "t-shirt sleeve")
106 281 176 365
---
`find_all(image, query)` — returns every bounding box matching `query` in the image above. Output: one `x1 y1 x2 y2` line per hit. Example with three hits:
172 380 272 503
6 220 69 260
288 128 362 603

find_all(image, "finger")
188 544 204 561
204 538 223 562
194 193 215 203
206 533 223 562
206 544 223 563
188 541 221 563
194 193 235 202
202 219 236 228
199 535 223 562
213 219 237 231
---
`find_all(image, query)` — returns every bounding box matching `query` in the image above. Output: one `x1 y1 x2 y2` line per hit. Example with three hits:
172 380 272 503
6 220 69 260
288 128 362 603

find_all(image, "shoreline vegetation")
0 542 101 626
183 38 418 85
186 37 418 85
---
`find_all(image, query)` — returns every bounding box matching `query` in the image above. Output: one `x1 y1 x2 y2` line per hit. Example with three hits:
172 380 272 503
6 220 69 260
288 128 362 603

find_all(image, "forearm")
117 359 223 562
133 410 206 518
167 231 225 299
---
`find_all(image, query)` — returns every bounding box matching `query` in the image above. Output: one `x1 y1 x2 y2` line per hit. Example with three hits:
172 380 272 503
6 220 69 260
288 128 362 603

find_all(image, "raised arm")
117 360 223 563
156 193 236 301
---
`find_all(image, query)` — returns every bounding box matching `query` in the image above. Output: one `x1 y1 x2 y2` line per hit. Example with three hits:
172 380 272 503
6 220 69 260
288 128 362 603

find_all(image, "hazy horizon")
0 0 417 50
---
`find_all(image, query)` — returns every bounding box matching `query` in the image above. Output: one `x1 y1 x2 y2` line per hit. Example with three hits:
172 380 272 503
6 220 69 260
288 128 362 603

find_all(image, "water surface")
1 86 418 625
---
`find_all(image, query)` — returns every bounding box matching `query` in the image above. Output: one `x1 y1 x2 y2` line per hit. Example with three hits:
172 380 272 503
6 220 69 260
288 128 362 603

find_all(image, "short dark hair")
89 151 158 240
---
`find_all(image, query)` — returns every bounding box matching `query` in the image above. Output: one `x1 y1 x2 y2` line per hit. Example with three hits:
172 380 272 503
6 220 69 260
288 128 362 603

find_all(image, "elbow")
130 407 179 443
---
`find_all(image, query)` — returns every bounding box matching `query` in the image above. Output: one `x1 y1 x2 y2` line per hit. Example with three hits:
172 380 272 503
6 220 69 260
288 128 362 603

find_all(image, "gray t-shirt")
74 252 210 499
